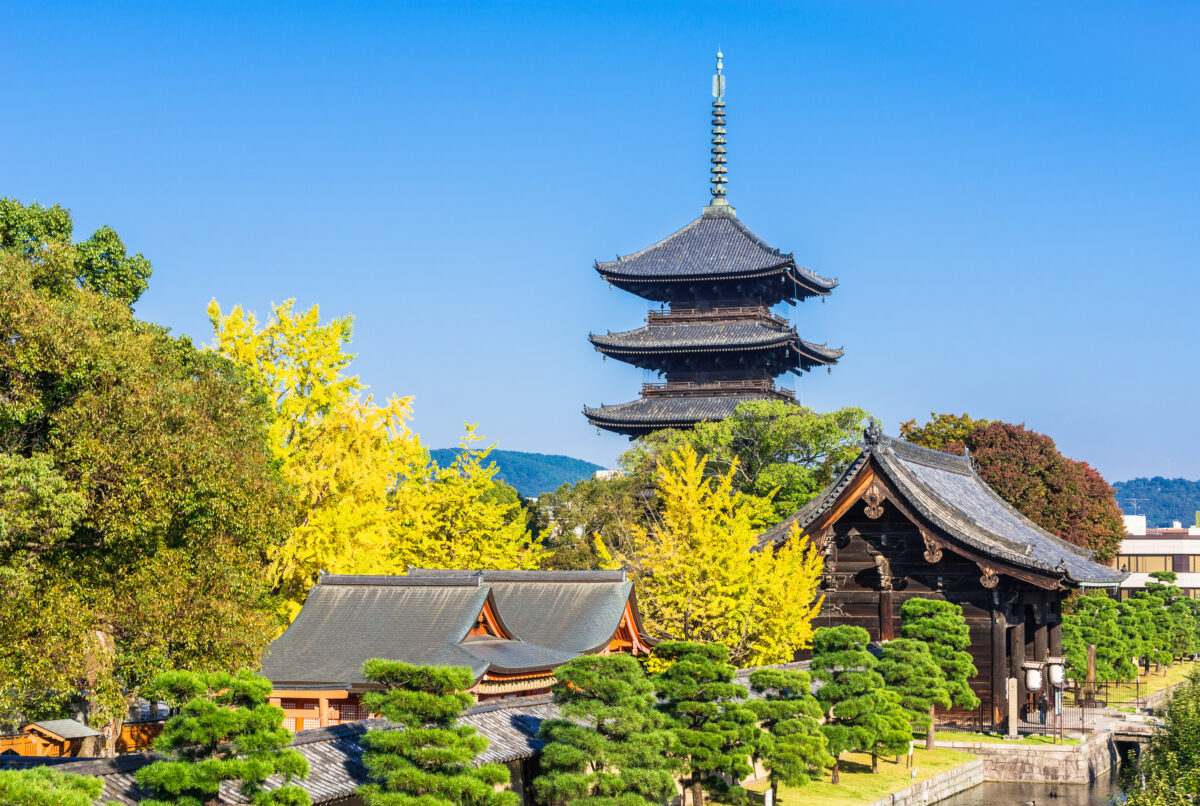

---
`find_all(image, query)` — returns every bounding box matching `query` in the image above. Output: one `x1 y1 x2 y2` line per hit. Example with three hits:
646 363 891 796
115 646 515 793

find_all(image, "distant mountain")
429 448 605 498
1112 477 1200 528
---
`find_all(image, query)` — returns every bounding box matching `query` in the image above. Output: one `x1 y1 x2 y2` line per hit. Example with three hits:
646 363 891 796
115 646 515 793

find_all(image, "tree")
356 660 516 806
135 669 310 806
745 667 832 803
877 638 951 749
1121 597 1167 674
0 767 106 806
900 415 1125 560
533 473 647 571
898 599 980 750
652 642 759 806
811 625 910 781
622 444 824 666
0 247 289 750
1126 672 1200 806
625 400 869 519
535 654 679 805
0 197 151 305
1062 593 1134 683
209 300 543 617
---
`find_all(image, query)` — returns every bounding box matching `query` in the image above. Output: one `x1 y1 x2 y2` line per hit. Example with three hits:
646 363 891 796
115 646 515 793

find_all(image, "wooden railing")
647 306 789 327
641 380 796 401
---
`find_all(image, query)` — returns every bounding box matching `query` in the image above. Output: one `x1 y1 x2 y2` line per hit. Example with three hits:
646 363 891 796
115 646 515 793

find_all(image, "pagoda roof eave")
588 320 800 354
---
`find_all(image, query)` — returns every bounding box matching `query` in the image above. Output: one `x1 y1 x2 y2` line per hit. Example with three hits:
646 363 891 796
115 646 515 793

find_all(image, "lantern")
1023 661 1045 691
1046 657 1066 686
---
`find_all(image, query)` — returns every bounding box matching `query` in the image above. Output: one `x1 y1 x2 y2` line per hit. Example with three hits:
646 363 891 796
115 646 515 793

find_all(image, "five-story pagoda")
584 52 842 437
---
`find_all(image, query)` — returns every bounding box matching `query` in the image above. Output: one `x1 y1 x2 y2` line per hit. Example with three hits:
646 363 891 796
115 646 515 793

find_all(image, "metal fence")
931 685 1099 739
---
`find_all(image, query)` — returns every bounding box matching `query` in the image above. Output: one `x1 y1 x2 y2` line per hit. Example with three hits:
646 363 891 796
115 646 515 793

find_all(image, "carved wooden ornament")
978 565 1000 589
862 482 885 519
920 527 943 564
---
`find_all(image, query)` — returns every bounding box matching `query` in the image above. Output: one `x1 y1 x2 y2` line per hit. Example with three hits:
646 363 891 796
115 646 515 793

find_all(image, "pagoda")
584 52 842 438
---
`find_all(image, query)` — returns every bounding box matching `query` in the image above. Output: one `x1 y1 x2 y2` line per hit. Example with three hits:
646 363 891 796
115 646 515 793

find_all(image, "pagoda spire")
704 49 736 217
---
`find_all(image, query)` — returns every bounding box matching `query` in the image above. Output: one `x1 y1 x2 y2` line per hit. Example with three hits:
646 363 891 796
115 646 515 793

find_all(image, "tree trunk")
926 703 936 751
831 759 840 785
770 782 778 805
691 775 704 806
871 751 878 773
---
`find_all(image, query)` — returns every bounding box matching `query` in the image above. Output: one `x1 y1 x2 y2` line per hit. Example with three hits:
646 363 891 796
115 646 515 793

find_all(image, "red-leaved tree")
900 415 1124 561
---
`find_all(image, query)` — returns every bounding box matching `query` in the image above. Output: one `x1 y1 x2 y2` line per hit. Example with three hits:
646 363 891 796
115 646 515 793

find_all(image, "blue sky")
3 1 1197 485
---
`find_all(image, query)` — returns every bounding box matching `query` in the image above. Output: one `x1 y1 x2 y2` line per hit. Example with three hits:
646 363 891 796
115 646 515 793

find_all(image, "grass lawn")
744 747 977 806
929 731 1081 746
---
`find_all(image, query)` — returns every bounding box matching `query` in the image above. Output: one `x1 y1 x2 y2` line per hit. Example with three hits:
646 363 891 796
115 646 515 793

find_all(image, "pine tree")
1120 597 1162 674
134 670 310 806
653 642 760 806
899 598 979 749
811 626 909 781
535 654 679 806
745 668 833 803
877 638 951 748
1063 594 1134 682
0 768 104 806
356 661 517 806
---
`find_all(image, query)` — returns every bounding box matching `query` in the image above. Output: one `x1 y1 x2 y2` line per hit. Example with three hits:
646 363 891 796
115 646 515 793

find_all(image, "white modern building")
1116 514 1200 599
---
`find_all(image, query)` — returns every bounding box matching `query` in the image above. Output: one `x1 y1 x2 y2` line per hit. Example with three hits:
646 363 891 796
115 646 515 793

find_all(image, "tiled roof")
594 212 836 294
757 432 1127 587
14 695 561 805
584 394 777 429
590 321 797 352
27 719 101 740
261 571 647 687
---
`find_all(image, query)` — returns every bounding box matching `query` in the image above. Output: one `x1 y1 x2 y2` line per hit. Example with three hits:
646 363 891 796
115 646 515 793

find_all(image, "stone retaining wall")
861 758 984 806
936 731 1119 784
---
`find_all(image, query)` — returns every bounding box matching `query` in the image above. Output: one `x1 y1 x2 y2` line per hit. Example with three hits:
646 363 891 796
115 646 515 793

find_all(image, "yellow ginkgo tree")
623 444 824 667
208 299 543 619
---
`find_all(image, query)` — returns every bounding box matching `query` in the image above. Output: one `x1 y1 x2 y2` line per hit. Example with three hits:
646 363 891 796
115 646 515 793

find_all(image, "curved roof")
584 394 775 432
594 212 836 296
590 320 797 353
757 431 1126 587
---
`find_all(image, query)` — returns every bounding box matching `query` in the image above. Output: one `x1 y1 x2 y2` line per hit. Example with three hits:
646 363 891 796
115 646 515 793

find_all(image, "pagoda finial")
703 48 736 217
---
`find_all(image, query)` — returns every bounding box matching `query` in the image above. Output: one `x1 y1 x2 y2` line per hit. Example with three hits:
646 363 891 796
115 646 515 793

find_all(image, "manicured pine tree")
1120 597 1161 674
356 660 517 806
0 767 104 806
899 598 980 749
746 667 833 804
811 625 903 782
1135 587 1177 672
866 687 915 772
135 669 310 806
877 638 951 748
1062 593 1135 682
535 654 680 806
653 641 760 806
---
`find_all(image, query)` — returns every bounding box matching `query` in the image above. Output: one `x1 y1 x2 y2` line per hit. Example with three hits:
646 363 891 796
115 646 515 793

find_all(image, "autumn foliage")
901 414 1125 560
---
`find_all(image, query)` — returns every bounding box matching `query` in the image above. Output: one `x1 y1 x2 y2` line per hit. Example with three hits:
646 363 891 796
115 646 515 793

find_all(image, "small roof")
24 719 101 740
591 320 797 353
758 430 1127 587
595 212 836 298
261 570 648 687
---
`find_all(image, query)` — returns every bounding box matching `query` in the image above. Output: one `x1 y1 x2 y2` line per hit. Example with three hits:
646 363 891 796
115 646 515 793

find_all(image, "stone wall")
860 758 984 806
937 732 1120 784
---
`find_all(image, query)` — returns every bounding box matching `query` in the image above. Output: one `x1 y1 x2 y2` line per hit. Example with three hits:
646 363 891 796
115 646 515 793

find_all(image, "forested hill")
1113 477 1200 527
429 449 605 497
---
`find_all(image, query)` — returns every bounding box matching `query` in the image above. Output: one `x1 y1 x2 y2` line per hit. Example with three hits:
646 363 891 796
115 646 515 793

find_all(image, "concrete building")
1116 513 1200 599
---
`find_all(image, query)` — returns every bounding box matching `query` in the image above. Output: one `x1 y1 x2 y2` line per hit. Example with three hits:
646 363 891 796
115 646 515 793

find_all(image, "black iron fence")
931 684 1100 739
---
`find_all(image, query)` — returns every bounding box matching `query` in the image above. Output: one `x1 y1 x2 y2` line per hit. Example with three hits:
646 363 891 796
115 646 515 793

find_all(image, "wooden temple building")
259 569 654 731
584 52 842 437
758 423 1127 723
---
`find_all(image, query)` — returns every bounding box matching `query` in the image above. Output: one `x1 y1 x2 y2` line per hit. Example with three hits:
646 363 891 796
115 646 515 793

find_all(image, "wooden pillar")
1034 621 1049 662
991 607 1008 726
319 697 330 728
1009 619 1026 707
1049 600 1063 657
879 591 894 641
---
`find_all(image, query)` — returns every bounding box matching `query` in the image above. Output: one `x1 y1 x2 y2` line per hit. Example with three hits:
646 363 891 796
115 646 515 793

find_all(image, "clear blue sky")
3 1 1197 482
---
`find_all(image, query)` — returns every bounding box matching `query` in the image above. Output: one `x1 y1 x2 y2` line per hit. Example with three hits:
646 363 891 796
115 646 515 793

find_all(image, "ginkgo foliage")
208 299 543 618
622 444 824 667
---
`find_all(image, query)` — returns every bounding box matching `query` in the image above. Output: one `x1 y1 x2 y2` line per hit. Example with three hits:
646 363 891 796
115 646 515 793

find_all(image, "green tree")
1120 597 1165 674
1126 672 1200 805
745 667 832 803
877 638 951 750
535 654 679 806
356 660 517 806
899 598 980 744
0 767 106 806
811 625 910 780
1062 594 1135 683
901 415 1125 560
533 473 646 570
0 197 151 305
652 642 760 806
0 247 289 749
135 670 309 806
626 400 869 519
